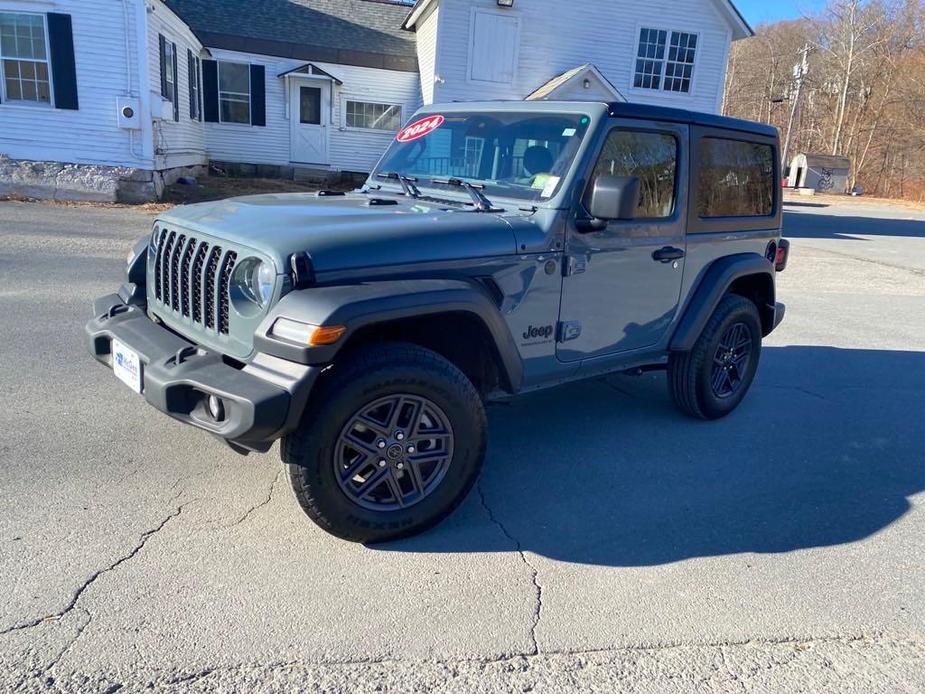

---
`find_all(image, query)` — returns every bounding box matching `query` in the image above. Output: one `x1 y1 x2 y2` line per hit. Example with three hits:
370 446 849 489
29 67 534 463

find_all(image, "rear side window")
697 138 775 218
588 130 678 219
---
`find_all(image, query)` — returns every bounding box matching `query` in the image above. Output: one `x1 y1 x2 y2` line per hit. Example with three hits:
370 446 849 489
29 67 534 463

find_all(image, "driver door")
557 120 689 362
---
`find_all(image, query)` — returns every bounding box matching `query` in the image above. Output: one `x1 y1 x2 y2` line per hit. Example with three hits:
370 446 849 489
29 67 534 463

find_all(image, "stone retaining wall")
0 155 206 203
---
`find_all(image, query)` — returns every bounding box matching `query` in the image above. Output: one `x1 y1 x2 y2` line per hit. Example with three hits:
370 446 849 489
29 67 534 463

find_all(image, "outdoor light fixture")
497 0 514 7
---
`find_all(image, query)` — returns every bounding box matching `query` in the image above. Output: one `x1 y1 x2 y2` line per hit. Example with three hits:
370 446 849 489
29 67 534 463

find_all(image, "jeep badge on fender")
86 101 786 543
523 324 554 341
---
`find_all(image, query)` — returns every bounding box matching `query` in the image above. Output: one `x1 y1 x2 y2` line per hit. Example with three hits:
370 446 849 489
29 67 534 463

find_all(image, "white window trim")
0 10 54 108
217 60 251 126
190 54 201 121
466 6 521 86
341 96 403 133
628 23 700 98
161 37 176 103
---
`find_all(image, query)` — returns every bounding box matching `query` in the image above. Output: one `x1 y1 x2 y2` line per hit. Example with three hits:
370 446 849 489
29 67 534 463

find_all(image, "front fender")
253 279 524 391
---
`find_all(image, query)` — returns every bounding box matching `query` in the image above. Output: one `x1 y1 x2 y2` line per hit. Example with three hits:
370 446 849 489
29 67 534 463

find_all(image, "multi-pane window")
345 100 402 131
664 32 697 92
634 28 667 90
0 12 50 104
588 130 679 219
634 27 698 94
218 61 250 124
697 138 775 218
161 39 175 102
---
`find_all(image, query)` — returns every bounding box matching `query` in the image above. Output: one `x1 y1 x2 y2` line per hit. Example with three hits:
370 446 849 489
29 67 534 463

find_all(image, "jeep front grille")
152 232 238 335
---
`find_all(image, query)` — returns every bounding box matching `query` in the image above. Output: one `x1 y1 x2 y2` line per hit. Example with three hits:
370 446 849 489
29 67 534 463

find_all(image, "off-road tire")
282 342 487 543
668 294 762 420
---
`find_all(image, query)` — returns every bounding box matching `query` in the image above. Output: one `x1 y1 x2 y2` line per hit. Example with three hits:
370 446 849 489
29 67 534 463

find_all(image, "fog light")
208 395 225 421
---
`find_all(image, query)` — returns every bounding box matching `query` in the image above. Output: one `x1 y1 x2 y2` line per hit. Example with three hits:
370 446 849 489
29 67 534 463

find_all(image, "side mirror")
587 175 641 222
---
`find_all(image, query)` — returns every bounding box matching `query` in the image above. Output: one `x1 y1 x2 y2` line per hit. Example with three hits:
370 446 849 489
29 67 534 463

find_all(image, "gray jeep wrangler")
87 101 788 543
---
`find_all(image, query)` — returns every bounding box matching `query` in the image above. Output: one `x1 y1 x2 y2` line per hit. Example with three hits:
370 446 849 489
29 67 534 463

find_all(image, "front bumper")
85 293 319 452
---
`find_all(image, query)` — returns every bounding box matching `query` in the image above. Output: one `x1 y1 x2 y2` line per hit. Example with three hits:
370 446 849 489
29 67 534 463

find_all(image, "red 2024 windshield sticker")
396 115 444 143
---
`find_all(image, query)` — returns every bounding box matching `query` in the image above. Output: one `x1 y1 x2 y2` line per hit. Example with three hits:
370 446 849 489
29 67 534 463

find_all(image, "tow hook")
170 345 199 367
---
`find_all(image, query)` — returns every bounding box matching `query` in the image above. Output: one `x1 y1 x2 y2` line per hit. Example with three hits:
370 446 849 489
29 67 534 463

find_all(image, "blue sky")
734 0 827 25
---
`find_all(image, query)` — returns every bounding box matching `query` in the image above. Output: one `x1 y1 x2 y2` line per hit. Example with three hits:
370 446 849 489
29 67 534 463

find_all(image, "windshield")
373 111 593 203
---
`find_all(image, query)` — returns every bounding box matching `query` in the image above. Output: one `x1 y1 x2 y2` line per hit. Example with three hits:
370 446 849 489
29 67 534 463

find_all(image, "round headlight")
256 260 275 305
232 258 275 308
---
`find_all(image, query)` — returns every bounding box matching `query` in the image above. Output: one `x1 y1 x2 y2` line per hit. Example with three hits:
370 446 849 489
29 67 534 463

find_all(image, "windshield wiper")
431 177 498 212
376 171 420 199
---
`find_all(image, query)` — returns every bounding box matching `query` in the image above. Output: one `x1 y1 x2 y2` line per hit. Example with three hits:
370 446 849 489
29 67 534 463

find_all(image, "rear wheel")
668 294 762 419
282 342 486 543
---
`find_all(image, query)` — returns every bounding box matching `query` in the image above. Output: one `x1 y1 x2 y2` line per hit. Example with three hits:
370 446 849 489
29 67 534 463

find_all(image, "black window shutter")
202 59 219 122
187 49 195 120
47 13 79 110
250 64 266 127
172 43 179 121
158 35 168 99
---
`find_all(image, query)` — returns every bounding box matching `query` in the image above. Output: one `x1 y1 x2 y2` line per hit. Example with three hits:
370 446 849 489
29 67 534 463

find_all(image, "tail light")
774 239 790 272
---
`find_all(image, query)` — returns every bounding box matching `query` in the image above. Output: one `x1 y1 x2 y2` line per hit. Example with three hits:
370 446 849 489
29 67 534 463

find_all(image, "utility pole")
781 44 810 175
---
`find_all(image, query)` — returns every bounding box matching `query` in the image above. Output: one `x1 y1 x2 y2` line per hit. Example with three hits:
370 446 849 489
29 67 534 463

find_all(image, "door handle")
652 246 685 263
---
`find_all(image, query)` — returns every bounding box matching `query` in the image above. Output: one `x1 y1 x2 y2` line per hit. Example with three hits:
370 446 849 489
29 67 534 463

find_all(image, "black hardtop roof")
607 102 779 139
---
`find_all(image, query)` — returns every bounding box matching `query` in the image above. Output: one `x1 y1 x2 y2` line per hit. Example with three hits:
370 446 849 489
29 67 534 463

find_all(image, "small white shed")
787 153 851 194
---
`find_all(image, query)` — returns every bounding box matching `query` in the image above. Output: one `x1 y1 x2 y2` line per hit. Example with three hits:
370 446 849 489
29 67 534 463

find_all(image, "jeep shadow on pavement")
87 101 789 543
385 345 925 566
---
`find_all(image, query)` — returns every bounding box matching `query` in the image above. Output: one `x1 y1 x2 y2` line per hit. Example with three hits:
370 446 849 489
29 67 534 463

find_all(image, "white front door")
289 80 330 165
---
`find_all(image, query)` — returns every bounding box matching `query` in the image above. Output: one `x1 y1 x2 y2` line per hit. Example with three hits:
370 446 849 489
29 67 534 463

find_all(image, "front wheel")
282 343 487 543
668 294 762 420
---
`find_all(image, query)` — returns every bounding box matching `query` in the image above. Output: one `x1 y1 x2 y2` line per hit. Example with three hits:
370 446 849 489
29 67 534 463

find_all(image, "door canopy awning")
277 62 343 85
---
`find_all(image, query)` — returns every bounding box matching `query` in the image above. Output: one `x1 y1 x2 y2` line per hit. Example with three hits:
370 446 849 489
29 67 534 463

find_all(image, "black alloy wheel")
333 394 455 512
710 322 753 399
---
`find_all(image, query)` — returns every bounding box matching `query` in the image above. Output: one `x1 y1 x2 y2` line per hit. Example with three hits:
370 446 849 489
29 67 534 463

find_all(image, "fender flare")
254 278 524 391
670 253 775 352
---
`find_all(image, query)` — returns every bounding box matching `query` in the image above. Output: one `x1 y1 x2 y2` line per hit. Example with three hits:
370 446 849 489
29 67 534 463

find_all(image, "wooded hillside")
723 0 925 200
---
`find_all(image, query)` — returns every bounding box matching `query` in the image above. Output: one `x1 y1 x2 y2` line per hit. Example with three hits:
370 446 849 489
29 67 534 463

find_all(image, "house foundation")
0 155 207 203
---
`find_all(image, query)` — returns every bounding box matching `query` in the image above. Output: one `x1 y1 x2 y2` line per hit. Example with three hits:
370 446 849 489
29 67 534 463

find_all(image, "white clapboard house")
0 0 752 201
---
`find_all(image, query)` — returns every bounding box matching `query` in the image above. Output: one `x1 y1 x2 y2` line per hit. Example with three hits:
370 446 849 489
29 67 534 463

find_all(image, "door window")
587 130 679 219
299 86 321 125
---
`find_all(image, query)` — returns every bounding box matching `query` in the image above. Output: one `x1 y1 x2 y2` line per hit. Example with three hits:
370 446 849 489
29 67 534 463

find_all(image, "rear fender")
670 254 776 351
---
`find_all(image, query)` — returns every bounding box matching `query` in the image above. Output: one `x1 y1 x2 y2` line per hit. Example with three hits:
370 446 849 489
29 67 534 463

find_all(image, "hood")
157 192 520 274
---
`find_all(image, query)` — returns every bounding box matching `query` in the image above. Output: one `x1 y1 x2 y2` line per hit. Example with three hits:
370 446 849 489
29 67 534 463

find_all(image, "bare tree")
723 0 925 200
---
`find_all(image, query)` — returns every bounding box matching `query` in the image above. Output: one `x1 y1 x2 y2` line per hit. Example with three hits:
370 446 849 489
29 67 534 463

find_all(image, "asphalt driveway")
0 196 923 692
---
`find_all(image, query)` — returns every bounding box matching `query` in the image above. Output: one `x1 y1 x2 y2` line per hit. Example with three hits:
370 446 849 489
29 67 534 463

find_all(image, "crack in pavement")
42 608 92 681
0 499 197 638
227 469 282 528
719 644 747 693
476 482 542 656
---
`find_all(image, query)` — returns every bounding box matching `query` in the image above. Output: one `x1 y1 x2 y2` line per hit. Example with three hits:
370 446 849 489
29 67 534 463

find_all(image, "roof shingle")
165 0 418 71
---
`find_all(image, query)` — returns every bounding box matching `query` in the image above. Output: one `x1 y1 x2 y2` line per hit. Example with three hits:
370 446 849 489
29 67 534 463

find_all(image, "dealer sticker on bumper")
112 339 143 394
